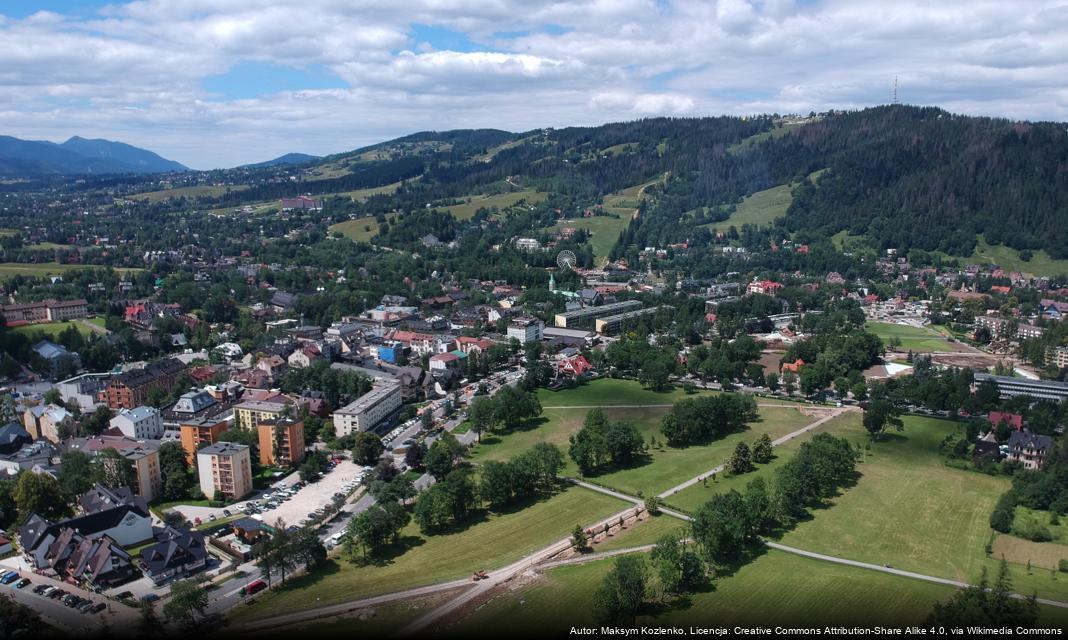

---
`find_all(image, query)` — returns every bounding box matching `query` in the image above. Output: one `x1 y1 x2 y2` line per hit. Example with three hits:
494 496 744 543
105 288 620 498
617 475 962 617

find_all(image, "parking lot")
245 459 368 528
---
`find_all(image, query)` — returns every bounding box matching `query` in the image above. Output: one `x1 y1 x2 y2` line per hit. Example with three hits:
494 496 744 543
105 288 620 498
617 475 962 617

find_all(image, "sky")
1 0 1066 169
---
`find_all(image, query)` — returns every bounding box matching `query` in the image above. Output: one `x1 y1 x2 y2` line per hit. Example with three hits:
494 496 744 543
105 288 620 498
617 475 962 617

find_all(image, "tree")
863 399 903 440
691 490 751 564
468 395 495 441
13 471 68 522
158 441 193 501
765 372 779 392
593 555 648 623
349 503 407 560
404 441 427 469
424 441 455 480
58 451 96 498
79 405 113 436
726 442 754 475
352 431 385 466
927 561 1038 626
93 448 136 490
571 524 588 551
479 460 514 509
650 532 704 597
752 434 773 464
163 579 209 629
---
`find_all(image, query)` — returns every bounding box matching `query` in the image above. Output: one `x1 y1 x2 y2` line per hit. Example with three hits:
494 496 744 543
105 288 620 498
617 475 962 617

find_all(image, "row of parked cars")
1 571 106 614
241 481 306 515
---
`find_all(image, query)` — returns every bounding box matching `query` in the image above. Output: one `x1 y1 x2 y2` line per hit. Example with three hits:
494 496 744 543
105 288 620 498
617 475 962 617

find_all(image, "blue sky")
0 0 1065 168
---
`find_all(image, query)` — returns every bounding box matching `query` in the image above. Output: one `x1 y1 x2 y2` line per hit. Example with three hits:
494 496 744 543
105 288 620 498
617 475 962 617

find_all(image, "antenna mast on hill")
892 76 899 105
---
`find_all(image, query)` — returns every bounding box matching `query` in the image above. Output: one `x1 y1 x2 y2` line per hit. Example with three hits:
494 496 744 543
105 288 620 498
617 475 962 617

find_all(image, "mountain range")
0 135 187 176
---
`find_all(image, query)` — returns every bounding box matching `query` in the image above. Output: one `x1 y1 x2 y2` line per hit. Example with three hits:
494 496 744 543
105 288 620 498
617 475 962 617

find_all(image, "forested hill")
122 106 1068 260
611 106 1068 259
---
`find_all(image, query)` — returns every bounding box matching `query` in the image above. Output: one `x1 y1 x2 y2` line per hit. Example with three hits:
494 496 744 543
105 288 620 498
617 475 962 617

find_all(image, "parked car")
91 602 106 613
14 578 31 589
0 572 19 585
78 601 95 613
33 584 49 594
49 589 67 599
223 509 232 517
141 593 160 603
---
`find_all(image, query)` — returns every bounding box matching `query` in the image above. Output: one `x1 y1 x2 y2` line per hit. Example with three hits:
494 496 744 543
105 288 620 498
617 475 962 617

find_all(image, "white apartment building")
333 380 402 436
109 406 164 440
507 317 544 344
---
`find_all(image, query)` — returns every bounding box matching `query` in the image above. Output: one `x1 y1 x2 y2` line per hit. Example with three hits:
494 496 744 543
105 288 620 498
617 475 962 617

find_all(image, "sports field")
12 320 99 340
865 321 959 352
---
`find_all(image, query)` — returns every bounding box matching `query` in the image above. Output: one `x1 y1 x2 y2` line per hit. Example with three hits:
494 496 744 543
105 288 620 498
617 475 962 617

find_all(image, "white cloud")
0 0 1064 167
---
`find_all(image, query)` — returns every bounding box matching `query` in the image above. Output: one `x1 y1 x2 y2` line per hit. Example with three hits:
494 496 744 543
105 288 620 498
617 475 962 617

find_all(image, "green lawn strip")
664 411 864 513
329 215 396 243
449 548 1012 633
232 485 630 619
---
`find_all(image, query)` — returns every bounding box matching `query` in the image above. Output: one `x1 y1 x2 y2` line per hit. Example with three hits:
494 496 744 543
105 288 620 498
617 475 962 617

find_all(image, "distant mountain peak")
0 134 186 177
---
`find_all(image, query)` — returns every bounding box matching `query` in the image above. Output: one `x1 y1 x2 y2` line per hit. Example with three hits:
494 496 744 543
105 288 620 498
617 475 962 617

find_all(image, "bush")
990 506 1014 533
1059 559 1068 573
1013 513 1054 542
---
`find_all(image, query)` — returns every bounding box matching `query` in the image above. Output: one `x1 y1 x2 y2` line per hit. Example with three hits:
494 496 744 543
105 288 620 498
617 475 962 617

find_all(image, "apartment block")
256 418 306 468
197 442 253 501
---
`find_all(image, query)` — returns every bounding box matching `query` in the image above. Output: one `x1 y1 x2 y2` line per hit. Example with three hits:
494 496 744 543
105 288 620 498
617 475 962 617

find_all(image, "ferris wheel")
557 249 577 271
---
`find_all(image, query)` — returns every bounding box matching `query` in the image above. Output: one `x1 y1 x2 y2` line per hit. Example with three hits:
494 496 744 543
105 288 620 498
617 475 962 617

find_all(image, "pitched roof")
140 526 207 576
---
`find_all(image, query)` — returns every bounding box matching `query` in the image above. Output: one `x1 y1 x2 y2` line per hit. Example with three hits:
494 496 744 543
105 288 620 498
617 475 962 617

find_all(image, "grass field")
449 548 1002 633
727 121 809 154
440 190 547 220
866 321 958 352
12 320 98 340
234 486 628 618
551 215 629 260
339 181 404 202
329 215 396 243
967 235 1068 278
664 411 864 513
705 183 792 233
0 262 141 279
535 379 701 407
131 184 248 203
469 379 816 496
